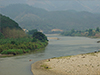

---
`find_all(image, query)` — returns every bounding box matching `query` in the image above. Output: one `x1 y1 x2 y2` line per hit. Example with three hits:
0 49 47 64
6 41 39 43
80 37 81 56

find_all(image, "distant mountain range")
0 4 100 33
1 0 100 13
27 0 100 13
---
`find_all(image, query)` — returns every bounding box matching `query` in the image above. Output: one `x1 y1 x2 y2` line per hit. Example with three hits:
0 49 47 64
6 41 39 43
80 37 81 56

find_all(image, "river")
0 34 100 75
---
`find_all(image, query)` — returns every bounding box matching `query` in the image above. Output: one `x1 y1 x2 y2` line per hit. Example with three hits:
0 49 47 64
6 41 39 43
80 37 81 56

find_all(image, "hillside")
0 4 52 32
1 4 100 33
0 14 22 30
0 14 26 38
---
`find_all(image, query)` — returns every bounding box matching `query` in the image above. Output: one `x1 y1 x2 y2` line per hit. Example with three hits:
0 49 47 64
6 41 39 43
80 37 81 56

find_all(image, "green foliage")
11 41 16 44
0 37 48 55
32 37 37 42
32 32 48 42
1 49 30 55
71 29 75 34
0 14 26 38
0 13 48 55
88 29 93 36
27 29 38 35
0 14 22 31
96 27 100 32
0 32 4 38
61 28 99 37
0 38 32 45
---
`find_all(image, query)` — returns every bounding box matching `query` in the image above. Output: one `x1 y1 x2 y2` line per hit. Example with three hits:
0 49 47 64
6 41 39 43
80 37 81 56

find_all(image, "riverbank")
32 52 100 75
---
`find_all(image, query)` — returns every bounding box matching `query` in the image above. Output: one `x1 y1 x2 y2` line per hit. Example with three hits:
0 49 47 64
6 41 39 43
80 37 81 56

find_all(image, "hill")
1 4 100 33
0 4 52 32
0 14 26 38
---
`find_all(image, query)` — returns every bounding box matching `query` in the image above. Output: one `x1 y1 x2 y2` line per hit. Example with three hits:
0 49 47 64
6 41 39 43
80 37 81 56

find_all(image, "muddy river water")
0 34 100 75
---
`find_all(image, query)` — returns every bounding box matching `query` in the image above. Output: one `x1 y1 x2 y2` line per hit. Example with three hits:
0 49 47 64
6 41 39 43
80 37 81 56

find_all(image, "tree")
88 29 95 36
27 29 38 35
96 27 100 32
32 32 48 42
71 29 75 33
0 32 4 38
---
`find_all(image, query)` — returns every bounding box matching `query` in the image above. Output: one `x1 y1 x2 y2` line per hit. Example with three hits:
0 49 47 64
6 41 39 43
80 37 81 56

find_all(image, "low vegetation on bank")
0 32 48 55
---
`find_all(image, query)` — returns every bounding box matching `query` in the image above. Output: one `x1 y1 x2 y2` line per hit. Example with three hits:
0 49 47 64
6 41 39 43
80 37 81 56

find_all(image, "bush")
11 41 16 44
32 37 37 42
32 32 48 42
0 32 4 38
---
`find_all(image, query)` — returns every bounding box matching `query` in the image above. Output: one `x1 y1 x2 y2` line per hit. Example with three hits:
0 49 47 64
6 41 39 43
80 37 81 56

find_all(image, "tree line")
61 27 100 38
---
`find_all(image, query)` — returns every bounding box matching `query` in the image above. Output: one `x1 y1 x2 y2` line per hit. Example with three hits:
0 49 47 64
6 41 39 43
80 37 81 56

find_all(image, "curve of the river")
0 34 100 75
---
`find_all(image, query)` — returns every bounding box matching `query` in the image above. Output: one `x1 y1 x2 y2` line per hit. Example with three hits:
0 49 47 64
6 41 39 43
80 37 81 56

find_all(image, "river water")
0 34 100 75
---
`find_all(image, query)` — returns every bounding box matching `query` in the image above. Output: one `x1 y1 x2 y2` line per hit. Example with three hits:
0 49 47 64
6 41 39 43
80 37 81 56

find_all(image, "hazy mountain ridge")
28 0 100 13
1 4 100 33
1 0 100 13
0 4 48 19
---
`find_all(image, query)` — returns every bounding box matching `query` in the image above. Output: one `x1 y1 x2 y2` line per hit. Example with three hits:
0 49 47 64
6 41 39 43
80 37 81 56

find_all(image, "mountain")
1 0 100 13
0 4 51 32
0 14 22 30
0 4 48 19
26 0 100 13
0 14 26 38
1 4 100 33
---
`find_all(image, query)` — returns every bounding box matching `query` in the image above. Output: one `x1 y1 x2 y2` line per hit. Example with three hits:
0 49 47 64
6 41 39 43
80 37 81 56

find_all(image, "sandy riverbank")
31 52 100 75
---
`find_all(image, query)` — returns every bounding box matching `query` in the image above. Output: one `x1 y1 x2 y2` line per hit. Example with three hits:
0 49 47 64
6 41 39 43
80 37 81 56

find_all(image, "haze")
0 0 100 13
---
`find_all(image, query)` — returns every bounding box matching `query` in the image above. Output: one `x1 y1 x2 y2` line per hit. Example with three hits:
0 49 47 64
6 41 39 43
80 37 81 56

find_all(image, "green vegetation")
0 35 48 55
41 64 51 69
61 27 100 38
0 14 48 55
0 14 22 30
27 29 38 35
1 49 30 55
0 32 4 39
32 32 48 42
0 14 26 38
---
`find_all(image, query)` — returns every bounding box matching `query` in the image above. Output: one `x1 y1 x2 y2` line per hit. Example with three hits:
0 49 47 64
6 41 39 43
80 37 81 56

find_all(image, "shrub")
11 41 16 44
32 37 37 42
0 32 4 38
32 32 48 42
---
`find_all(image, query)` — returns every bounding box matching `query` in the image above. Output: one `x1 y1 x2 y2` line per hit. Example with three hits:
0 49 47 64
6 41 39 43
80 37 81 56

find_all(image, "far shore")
31 51 100 75
47 37 59 40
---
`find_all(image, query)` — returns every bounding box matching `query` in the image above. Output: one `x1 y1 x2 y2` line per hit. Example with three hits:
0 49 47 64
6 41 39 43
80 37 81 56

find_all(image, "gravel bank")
32 52 100 75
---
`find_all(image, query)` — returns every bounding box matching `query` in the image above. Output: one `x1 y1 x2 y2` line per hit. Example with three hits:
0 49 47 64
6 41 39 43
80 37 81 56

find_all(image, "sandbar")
31 52 100 75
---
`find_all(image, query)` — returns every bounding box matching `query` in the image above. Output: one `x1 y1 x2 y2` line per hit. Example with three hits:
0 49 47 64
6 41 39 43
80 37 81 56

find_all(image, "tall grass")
0 38 48 55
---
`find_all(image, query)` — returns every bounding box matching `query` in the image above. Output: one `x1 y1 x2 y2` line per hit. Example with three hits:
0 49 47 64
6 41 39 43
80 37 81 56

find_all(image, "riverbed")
0 34 100 75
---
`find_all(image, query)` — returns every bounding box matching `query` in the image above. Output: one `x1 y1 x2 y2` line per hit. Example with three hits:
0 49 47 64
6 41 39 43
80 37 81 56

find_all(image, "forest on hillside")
0 14 48 56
